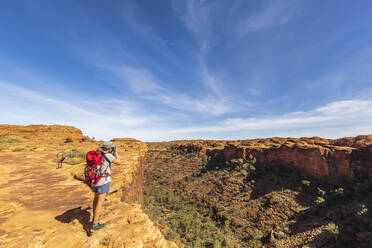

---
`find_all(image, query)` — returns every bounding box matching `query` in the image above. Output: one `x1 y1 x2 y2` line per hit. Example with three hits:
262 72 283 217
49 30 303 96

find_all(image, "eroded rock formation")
171 135 372 181
0 124 84 142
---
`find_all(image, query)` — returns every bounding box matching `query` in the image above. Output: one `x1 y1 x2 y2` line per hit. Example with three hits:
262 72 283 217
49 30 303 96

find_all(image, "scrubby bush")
143 187 237 248
357 204 368 216
82 136 95 142
333 187 344 196
54 148 85 165
325 222 339 242
12 147 25 152
246 239 262 248
0 137 21 143
199 154 210 167
317 187 326 197
302 180 311 187
315 196 325 205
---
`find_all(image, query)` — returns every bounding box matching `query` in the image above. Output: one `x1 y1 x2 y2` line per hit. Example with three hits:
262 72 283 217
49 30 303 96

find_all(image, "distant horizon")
1 123 370 142
1 1 372 141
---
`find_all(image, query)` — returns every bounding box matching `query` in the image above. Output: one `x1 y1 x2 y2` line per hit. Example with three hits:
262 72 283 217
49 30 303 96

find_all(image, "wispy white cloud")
171 0 226 96
172 0 211 37
2 80 371 141
168 100 372 139
236 0 299 34
32 0 238 116
0 81 158 139
109 65 233 115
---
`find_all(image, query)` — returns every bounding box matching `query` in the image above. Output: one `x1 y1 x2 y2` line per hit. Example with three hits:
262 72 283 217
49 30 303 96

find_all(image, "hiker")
90 141 120 232
56 152 66 169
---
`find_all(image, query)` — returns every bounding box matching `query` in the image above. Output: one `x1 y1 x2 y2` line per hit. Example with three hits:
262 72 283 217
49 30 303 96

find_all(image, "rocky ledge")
0 125 177 248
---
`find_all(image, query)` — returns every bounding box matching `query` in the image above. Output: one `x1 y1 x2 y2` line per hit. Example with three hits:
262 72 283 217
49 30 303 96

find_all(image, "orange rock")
0 129 178 248
174 135 372 181
0 124 83 142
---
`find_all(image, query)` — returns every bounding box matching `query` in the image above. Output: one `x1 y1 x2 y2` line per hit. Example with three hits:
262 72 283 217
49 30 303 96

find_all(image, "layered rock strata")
170 135 372 181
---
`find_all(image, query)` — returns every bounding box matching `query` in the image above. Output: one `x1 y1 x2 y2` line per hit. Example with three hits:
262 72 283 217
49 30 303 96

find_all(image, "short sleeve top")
95 153 114 187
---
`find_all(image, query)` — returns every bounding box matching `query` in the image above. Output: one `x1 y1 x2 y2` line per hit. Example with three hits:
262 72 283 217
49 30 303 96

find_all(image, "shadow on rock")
55 206 92 236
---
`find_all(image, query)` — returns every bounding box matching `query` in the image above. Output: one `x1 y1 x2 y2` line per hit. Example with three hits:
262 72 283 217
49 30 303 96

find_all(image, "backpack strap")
98 151 112 176
100 151 112 165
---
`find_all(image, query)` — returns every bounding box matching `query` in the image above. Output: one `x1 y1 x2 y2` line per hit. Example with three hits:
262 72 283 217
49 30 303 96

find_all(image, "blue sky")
1 0 372 141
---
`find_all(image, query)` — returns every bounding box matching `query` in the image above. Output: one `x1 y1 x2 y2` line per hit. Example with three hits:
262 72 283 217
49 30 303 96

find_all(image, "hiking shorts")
92 182 110 194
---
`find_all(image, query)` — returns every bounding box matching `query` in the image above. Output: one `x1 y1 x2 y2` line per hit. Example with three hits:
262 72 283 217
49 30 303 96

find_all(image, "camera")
111 146 117 156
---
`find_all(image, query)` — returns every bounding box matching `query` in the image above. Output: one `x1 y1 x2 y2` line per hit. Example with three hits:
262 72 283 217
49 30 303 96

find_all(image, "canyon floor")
144 142 372 248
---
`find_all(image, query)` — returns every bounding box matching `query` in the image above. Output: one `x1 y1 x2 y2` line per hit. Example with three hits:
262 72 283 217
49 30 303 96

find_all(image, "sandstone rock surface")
0 127 177 248
0 124 84 142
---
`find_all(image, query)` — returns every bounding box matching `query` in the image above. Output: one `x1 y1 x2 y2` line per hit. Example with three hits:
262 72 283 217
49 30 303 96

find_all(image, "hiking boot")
90 222 105 232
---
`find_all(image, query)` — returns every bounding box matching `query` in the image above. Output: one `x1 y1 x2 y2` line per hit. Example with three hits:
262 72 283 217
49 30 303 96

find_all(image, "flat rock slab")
0 151 177 248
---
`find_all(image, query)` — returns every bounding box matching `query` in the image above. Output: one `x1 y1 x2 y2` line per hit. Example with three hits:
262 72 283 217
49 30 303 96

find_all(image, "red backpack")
85 151 110 186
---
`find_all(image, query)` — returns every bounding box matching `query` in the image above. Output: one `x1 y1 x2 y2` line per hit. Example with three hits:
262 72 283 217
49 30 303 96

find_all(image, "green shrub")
224 219 230 231
317 187 326 197
12 147 25 152
357 204 368 216
199 154 210 167
0 137 21 143
246 239 262 248
83 136 95 142
356 204 371 225
325 222 339 241
63 148 85 164
143 188 235 248
315 196 325 205
333 187 344 196
302 180 311 187
240 169 248 176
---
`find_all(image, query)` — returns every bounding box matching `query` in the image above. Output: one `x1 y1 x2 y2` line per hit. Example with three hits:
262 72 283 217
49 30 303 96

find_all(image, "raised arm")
112 148 121 165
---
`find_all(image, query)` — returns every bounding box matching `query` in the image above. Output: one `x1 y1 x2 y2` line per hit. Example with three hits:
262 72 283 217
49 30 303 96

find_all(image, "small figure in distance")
90 141 120 233
56 152 66 169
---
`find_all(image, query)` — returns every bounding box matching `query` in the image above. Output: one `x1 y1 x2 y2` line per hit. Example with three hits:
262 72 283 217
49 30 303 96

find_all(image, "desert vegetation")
52 148 86 165
144 142 372 248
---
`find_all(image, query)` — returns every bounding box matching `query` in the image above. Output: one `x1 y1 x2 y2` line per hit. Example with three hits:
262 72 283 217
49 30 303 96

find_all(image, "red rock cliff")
171 136 372 181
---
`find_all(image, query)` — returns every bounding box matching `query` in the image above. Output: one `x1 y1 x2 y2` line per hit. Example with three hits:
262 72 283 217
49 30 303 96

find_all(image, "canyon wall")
111 138 147 203
171 135 372 181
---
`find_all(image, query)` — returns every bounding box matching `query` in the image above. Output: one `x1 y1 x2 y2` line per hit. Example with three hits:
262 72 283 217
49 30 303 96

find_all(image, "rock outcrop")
0 128 177 248
170 135 372 181
0 124 84 142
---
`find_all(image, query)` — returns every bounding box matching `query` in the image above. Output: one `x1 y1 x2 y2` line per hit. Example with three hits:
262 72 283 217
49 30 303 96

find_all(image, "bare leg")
93 193 98 214
92 192 104 224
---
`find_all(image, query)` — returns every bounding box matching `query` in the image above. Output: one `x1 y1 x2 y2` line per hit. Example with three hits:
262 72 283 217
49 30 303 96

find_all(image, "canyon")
171 135 372 182
1 124 371 248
